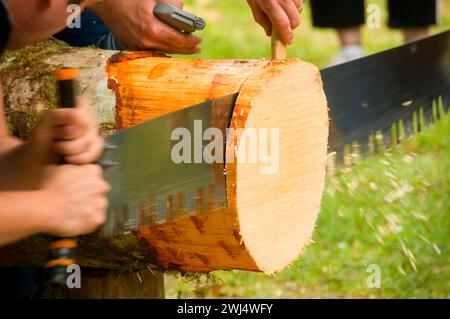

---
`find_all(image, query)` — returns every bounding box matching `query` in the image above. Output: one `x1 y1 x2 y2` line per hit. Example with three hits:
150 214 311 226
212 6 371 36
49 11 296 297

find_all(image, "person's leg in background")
310 0 366 65
54 9 124 50
388 0 438 43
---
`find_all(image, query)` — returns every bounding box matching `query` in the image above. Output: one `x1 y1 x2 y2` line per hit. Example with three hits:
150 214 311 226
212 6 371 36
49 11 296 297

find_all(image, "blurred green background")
166 0 450 298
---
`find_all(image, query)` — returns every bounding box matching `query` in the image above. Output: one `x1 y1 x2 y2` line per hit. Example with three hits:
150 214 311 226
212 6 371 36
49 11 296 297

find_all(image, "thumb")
157 0 184 9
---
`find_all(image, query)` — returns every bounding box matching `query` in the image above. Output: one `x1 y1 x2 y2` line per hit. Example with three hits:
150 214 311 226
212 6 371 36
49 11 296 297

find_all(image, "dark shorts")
54 10 123 50
0 0 12 54
0 267 46 299
310 0 438 29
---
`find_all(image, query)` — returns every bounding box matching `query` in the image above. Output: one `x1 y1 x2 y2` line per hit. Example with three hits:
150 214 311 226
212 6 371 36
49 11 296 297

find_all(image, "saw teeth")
99 159 118 168
104 144 118 151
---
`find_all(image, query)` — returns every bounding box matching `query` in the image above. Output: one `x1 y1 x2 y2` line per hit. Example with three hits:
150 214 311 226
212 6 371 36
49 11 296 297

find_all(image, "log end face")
228 60 329 274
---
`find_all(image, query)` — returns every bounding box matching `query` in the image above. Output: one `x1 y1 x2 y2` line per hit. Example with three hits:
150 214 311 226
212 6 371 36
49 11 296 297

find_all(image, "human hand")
28 97 104 166
247 0 304 44
39 164 110 237
91 0 202 54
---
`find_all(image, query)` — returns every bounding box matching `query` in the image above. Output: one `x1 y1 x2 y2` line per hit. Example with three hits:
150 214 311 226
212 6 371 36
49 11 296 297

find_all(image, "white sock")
332 45 365 66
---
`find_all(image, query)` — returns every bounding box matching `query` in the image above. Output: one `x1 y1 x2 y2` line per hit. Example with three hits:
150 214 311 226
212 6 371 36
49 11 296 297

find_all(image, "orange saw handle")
45 68 80 285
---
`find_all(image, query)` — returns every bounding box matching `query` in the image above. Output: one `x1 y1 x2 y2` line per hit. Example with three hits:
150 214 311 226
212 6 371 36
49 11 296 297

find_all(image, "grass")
165 0 450 298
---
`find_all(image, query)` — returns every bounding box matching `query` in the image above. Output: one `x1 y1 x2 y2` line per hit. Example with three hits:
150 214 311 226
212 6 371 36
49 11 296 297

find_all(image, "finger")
89 180 111 196
153 22 202 50
96 182 111 195
52 100 96 141
50 96 93 129
247 0 272 36
260 1 293 44
157 42 202 55
159 0 184 9
75 96 96 118
84 164 103 177
279 0 301 29
136 20 201 53
65 136 105 164
292 0 304 9
93 198 108 224
53 129 98 157
44 109 79 128
50 111 92 141
52 121 96 142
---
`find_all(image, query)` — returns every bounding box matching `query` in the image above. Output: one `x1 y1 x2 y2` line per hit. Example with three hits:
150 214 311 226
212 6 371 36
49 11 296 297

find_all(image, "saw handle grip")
45 68 80 286
271 31 287 60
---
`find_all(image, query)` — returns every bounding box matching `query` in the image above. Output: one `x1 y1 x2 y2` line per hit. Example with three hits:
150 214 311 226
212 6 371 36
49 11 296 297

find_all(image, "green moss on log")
0 39 69 139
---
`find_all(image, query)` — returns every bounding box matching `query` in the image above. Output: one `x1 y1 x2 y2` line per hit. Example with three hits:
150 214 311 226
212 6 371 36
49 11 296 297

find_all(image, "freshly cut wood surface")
107 52 266 127
109 54 329 274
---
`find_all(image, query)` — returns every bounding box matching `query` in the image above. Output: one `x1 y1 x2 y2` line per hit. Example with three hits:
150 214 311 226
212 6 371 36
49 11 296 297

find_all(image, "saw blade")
101 94 238 235
100 31 449 235
323 30 450 168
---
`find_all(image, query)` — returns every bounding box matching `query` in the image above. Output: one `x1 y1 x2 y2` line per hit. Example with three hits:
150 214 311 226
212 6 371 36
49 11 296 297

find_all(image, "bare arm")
0 191 50 245
0 81 37 190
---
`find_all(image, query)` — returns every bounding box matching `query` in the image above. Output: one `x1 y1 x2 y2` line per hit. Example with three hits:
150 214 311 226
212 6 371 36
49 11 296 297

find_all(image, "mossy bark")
0 39 117 139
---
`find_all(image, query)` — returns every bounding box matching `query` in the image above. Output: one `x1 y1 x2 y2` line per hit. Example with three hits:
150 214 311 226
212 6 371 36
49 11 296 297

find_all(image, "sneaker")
332 45 365 66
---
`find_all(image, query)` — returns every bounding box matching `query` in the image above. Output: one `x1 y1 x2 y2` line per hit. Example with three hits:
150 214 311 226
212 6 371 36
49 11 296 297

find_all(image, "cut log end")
227 60 329 274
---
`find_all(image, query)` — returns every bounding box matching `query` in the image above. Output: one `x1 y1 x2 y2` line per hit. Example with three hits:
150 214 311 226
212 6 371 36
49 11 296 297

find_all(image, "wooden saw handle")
271 31 287 60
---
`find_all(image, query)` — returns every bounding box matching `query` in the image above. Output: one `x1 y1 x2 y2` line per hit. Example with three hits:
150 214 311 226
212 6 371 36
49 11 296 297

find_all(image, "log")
107 53 329 274
0 43 329 276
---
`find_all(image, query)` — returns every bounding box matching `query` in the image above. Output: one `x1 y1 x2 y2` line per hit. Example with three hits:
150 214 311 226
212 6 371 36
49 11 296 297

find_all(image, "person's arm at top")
247 0 305 44
89 0 201 53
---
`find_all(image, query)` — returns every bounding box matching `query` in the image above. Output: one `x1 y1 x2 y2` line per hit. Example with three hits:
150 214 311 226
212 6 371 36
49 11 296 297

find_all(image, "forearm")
0 139 42 190
88 0 114 25
0 81 35 190
0 134 22 153
0 191 49 246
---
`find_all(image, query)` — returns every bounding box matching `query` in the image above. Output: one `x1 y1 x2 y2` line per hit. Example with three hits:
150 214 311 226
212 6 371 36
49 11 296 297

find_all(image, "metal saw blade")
323 30 450 166
101 94 238 235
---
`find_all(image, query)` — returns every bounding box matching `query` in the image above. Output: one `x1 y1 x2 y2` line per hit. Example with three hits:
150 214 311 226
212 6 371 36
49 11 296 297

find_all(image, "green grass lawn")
166 0 450 298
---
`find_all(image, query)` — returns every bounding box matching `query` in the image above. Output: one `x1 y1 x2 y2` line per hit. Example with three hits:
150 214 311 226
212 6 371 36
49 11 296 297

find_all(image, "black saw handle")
45 68 80 285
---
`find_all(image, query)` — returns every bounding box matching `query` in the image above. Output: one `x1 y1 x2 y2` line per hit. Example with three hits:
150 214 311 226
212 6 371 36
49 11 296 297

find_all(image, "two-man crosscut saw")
97 3 449 236
99 30 449 236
